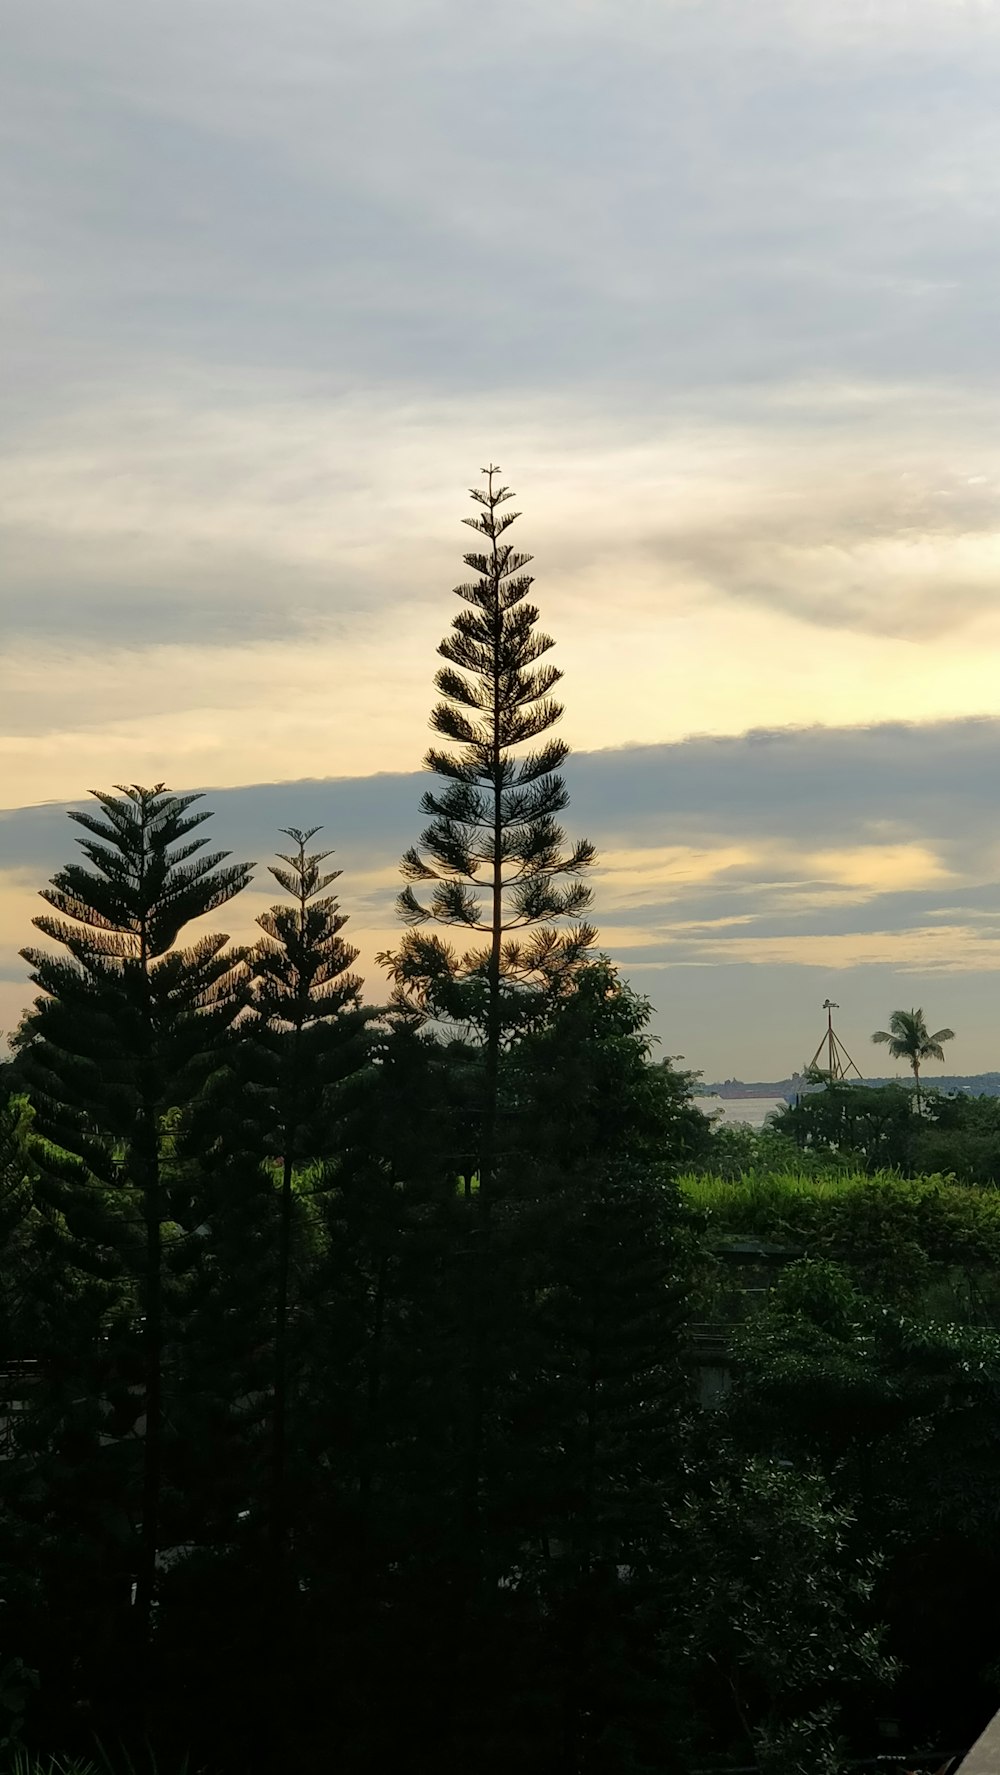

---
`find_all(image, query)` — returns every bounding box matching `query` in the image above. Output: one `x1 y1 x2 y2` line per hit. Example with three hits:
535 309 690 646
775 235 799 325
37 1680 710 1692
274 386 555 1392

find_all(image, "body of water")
696 1096 788 1128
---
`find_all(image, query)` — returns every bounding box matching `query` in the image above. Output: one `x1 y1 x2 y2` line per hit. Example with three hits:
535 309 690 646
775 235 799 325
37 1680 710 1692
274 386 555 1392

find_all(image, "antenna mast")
808 999 862 1082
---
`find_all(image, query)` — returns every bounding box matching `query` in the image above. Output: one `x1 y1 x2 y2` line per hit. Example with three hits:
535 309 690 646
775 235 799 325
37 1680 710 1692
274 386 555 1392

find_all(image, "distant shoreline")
700 1074 1000 1100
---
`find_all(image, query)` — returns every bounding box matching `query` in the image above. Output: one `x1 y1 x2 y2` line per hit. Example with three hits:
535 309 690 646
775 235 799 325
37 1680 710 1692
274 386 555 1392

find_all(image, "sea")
696 1096 788 1129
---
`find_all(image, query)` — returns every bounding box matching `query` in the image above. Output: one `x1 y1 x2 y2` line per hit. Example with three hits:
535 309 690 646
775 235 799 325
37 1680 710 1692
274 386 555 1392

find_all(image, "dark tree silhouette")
502 965 695 1769
379 465 596 1200
377 467 597 1569
871 1007 955 1109
18 785 252 1679
248 827 366 1568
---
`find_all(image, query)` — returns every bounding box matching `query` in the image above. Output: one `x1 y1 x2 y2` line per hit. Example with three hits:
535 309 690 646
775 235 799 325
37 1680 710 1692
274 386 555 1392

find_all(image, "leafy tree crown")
871 1008 955 1069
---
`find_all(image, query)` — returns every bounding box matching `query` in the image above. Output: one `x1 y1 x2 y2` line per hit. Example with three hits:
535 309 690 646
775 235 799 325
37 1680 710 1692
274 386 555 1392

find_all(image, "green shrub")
681 1168 1000 1316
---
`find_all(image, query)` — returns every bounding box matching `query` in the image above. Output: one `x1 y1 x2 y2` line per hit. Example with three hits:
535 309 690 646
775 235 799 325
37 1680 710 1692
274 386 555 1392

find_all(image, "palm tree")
871 1008 955 1108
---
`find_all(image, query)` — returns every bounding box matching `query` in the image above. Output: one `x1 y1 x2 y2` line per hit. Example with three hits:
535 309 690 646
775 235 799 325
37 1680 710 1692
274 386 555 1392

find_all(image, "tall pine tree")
379 465 596 1200
17 785 252 1688
247 827 366 1566
377 467 598 1673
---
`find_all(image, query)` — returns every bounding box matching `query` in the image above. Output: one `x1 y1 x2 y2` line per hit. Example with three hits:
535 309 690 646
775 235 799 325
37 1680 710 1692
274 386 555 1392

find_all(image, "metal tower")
808 999 863 1081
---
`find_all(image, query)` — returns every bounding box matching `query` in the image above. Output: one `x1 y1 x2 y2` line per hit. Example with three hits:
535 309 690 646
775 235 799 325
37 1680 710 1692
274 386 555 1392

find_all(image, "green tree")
281 1019 488 1775
702 1117 824 1180
155 828 371 1768
17 785 252 1681
871 1009 955 1109
773 1081 917 1173
378 465 596 1197
497 964 697 1772
671 1450 892 1775
376 467 597 1588
247 826 366 1570
725 1257 1000 1753
912 1088 1000 1183
0 1094 41 1362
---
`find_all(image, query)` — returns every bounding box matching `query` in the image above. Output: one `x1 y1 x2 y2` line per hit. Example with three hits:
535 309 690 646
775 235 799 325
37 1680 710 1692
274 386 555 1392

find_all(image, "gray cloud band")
3 713 998 942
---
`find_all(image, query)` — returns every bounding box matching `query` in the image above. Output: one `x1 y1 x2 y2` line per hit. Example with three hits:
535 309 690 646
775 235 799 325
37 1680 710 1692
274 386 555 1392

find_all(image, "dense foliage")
2 919 721 1773
702 1078 1000 1183
9 913 997 1773
685 1162 1000 1761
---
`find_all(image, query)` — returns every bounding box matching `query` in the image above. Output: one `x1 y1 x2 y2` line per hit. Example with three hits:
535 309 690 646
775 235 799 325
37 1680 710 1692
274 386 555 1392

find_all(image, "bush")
680 1168 1000 1317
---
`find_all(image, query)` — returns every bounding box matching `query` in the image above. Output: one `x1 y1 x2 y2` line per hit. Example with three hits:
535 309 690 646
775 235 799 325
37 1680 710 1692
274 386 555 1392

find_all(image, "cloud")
638 428 1000 640
6 2 1000 1075
7 385 1000 818
3 715 1000 1074
6 0 1000 403
615 928 1000 973
6 0 1000 800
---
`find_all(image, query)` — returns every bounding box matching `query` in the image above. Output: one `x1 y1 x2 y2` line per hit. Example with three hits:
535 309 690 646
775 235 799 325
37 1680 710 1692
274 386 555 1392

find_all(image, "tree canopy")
871 1008 955 1105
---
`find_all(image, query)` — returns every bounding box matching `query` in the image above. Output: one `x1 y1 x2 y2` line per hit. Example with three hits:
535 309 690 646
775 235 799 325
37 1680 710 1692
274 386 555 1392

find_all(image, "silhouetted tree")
290 1017 485 1772
872 1008 955 1109
500 965 696 1771
0 1093 39 1362
378 465 596 1195
17 785 252 1691
247 827 366 1568
377 467 597 1591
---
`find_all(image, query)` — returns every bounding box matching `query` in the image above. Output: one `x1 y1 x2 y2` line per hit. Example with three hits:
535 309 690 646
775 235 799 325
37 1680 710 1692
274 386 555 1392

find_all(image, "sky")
4 0 1000 1079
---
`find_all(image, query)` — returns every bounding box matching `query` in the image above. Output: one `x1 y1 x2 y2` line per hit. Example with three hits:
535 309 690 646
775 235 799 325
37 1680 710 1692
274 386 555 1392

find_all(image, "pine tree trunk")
565 1304 600 1771
360 1251 389 1508
261 1145 295 1765
462 521 504 1560
133 897 162 1693
483 515 505 1209
348 1249 389 1630
270 1147 294 1564
134 1100 162 1678
273 983 304 1568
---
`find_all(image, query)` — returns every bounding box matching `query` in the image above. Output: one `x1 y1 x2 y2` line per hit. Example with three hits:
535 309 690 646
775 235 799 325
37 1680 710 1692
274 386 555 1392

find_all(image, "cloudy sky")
4 0 1000 1079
